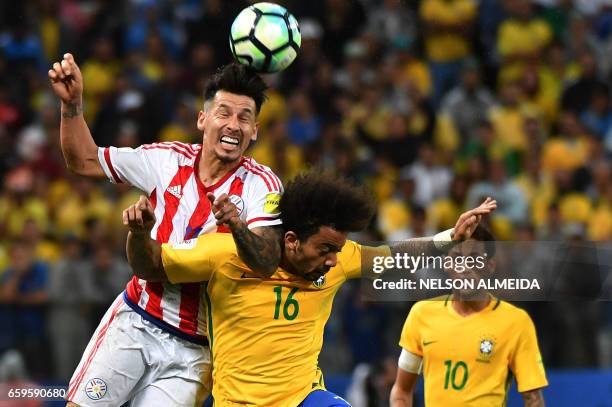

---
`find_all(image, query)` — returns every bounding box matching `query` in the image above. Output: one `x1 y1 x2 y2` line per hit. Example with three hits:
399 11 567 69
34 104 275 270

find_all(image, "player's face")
285 226 348 281
197 90 258 163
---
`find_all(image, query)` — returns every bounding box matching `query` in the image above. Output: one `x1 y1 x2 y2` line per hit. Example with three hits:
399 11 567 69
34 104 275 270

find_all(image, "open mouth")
220 135 240 146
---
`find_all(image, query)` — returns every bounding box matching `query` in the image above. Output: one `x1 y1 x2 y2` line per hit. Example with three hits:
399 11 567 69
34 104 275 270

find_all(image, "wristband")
433 228 455 252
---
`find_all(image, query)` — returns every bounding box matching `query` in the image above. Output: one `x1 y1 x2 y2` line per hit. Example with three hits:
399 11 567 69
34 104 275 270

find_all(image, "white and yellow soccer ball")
229 2 301 73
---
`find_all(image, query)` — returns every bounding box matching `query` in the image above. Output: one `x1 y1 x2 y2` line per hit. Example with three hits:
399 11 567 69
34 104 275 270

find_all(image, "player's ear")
197 110 206 131
284 231 299 252
251 122 259 142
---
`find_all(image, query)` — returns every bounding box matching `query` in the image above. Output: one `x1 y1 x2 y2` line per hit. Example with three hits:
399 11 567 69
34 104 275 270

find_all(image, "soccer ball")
229 2 301 73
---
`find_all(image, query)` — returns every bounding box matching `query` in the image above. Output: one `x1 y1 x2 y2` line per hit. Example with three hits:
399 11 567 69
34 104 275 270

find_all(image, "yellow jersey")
399 296 547 406
161 233 385 407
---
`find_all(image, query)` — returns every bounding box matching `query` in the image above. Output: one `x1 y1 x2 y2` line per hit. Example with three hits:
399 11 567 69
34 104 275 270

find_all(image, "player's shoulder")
138 142 201 164
494 300 533 324
410 295 450 316
240 156 283 192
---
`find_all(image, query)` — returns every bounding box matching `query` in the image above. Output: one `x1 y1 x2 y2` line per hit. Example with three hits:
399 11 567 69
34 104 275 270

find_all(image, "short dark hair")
204 63 268 113
280 170 376 240
469 225 496 257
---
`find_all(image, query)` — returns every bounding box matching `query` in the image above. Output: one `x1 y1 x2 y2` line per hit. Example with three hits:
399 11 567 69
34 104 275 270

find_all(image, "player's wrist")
433 228 457 252
61 99 83 118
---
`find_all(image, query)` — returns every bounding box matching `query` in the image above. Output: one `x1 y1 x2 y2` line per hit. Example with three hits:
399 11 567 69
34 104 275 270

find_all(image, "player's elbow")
63 154 104 178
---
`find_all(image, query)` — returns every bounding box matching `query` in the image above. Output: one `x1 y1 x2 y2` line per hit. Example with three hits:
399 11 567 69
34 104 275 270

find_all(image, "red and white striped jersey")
98 141 283 343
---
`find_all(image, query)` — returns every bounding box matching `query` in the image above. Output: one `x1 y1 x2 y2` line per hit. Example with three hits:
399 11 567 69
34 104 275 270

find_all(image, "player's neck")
198 150 241 187
278 256 298 276
451 293 491 316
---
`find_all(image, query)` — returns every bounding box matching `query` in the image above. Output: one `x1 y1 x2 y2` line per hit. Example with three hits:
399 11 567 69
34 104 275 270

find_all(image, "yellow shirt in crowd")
420 0 477 62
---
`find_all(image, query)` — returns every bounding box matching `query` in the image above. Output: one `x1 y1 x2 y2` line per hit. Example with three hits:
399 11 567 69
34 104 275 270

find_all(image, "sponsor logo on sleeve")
264 193 281 214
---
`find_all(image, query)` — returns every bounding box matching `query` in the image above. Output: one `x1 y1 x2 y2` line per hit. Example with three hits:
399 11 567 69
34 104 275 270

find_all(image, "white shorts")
67 294 211 407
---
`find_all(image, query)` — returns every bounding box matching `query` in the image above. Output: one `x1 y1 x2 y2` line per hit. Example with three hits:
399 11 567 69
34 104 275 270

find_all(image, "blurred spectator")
401 143 451 208
125 0 183 59
497 0 552 85
319 0 367 66
249 118 304 181
48 235 90 381
439 58 496 142
561 50 608 114
287 90 321 146
541 111 591 174
580 85 612 145
367 0 416 48
420 0 477 105
80 36 121 122
84 242 132 325
0 240 50 380
466 159 528 223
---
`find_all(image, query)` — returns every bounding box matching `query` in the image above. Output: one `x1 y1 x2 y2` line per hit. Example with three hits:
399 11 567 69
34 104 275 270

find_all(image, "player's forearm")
126 231 167 282
389 229 456 258
389 385 413 407
231 224 282 277
522 389 545 407
60 99 102 176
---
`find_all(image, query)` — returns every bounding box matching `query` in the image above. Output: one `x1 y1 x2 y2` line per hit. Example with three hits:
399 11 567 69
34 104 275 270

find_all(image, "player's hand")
207 192 243 229
48 53 83 104
452 197 497 241
123 195 156 236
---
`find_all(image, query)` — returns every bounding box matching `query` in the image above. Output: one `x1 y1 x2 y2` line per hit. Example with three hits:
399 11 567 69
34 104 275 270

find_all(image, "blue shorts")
298 390 351 407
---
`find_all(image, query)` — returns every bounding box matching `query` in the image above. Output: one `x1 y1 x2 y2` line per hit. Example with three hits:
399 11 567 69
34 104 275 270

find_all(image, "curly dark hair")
280 170 376 240
204 63 268 113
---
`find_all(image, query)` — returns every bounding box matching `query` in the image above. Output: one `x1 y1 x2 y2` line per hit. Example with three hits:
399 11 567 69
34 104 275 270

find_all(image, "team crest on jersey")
229 195 244 216
85 378 107 400
477 336 496 363
313 275 326 288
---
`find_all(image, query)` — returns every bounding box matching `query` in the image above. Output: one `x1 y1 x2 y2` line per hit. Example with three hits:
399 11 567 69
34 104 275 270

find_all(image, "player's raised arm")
207 192 282 277
388 197 497 257
48 53 104 177
123 196 166 282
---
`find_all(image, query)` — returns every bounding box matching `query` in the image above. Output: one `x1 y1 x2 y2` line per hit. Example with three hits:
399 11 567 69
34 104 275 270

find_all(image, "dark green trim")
444 294 452 307
492 298 501 310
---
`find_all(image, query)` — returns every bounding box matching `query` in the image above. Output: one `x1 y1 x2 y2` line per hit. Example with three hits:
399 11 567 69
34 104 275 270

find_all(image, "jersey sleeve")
399 303 424 356
510 311 548 392
97 146 166 194
340 243 392 280
162 233 237 283
242 165 283 229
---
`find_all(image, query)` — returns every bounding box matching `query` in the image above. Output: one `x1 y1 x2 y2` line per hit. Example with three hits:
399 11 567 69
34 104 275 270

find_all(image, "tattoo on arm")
126 231 167 282
61 102 82 119
232 225 282 277
522 389 545 407
389 237 438 257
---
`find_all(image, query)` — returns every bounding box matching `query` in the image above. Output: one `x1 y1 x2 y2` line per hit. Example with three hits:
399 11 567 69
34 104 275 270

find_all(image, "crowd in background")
0 0 611 402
